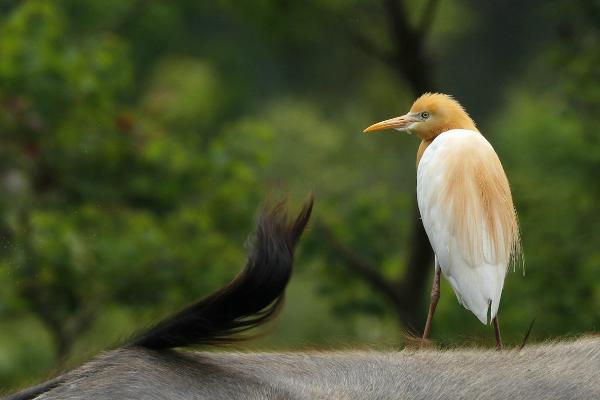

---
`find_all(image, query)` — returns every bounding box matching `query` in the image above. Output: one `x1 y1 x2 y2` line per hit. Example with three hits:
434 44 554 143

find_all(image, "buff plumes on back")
440 139 523 270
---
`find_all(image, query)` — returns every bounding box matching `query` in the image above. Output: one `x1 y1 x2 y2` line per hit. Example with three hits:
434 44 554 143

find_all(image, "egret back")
417 129 521 323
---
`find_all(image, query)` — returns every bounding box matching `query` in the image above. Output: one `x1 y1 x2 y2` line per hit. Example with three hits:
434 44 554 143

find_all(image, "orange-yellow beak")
363 115 416 134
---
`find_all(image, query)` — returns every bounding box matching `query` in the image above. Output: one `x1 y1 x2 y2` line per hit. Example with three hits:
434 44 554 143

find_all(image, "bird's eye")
420 111 430 119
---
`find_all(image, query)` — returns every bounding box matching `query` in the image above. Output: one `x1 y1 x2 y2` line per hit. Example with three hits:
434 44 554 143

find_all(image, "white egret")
364 93 522 348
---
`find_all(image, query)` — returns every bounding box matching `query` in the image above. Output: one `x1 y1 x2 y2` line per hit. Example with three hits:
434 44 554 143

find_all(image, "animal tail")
2 196 313 400
130 195 314 349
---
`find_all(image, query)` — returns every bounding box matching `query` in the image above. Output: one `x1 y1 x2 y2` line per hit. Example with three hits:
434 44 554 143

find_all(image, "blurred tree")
0 0 269 375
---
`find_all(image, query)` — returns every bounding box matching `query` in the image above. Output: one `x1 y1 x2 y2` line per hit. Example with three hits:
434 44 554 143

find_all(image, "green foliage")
0 0 598 391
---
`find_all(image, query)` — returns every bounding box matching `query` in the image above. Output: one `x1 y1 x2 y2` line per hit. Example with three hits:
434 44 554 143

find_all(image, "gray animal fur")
22 337 600 400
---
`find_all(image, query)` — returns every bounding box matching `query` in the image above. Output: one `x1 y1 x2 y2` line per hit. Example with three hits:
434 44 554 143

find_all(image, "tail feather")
131 195 314 350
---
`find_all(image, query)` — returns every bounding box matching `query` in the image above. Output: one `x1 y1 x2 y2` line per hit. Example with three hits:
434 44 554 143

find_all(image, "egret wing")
417 129 521 323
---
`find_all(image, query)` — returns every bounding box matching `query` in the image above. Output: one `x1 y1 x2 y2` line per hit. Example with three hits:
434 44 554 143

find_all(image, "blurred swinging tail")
4 196 314 400
131 195 314 349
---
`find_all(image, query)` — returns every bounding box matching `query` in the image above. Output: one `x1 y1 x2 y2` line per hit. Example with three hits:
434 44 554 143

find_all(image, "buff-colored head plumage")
409 93 478 141
363 92 477 141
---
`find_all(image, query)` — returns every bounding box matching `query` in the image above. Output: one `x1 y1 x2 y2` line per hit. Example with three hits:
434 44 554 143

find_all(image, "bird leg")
493 315 503 350
422 261 441 340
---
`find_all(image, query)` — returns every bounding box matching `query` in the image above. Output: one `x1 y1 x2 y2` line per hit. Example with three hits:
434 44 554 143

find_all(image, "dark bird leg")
493 315 503 350
422 260 441 340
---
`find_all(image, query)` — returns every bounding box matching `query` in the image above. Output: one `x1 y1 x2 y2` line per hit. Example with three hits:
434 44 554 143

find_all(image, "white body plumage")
417 129 518 324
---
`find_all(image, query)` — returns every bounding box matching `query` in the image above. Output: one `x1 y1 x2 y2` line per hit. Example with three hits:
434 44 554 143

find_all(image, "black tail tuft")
131 195 314 350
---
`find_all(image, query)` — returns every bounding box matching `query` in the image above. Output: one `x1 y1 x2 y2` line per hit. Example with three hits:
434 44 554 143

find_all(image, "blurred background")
1 0 599 391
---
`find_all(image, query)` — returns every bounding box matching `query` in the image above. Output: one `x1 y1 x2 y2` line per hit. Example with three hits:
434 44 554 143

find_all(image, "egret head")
363 93 477 141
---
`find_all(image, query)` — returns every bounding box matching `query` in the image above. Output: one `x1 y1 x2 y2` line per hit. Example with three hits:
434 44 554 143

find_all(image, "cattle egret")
363 93 522 349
